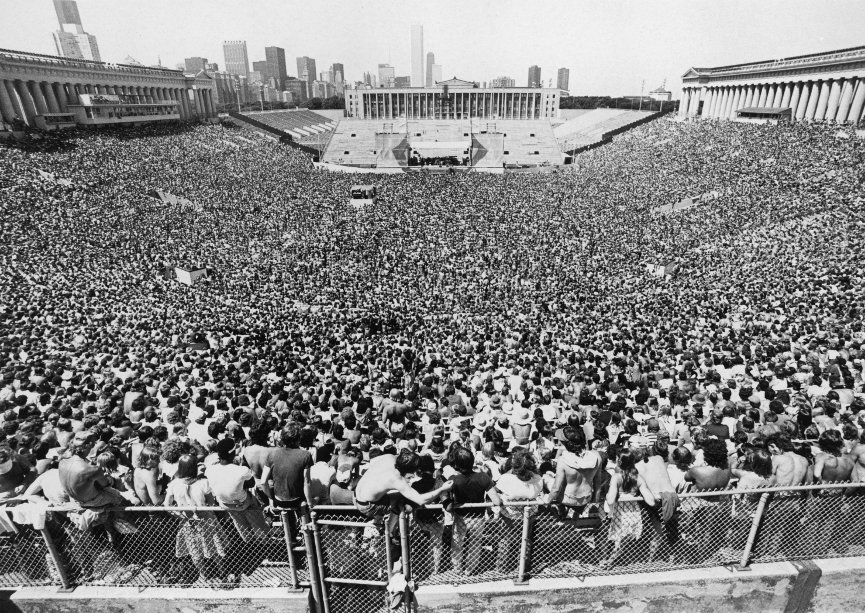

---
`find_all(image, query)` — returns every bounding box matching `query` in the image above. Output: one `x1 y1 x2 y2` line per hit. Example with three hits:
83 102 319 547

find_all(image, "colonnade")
0 77 217 127
679 75 865 124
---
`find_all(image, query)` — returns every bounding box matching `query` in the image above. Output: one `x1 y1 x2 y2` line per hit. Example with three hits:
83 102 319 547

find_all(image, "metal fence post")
309 510 331 613
515 505 532 585
300 503 324 613
738 493 770 570
399 510 412 613
39 527 73 591
280 510 300 589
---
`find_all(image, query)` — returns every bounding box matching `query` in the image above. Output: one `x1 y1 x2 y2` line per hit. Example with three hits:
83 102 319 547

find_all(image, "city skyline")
0 0 863 96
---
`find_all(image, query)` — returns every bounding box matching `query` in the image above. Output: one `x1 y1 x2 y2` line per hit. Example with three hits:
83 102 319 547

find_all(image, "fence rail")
1 482 864 613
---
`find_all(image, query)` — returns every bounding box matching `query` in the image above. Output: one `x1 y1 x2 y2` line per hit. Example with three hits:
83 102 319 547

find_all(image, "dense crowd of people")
0 115 863 584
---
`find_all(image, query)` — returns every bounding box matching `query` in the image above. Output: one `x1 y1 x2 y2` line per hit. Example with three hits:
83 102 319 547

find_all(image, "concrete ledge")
415 559 865 613
0 586 310 613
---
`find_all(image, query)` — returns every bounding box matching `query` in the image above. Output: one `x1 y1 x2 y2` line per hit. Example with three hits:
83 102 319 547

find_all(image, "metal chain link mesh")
51 508 306 588
0 525 56 587
314 509 390 613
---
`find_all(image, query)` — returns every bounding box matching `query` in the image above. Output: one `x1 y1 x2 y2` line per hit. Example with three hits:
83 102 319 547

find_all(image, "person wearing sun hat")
511 407 535 447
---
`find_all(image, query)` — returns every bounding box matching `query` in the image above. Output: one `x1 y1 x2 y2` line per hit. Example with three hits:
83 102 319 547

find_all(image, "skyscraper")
265 46 288 90
557 67 570 91
491 76 516 88
425 52 435 86
223 41 249 78
52 0 101 62
184 57 208 73
528 65 542 88
411 25 424 86
296 56 317 98
431 64 442 85
378 64 395 88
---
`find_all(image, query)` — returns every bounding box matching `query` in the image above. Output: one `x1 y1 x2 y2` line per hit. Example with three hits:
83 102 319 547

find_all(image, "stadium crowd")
0 115 863 584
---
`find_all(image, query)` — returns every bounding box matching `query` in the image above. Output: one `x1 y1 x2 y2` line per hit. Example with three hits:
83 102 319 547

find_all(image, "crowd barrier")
1 482 864 613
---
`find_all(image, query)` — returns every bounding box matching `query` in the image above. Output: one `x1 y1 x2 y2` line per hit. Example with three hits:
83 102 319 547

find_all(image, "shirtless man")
809 429 854 553
635 442 680 561
765 432 811 556
683 438 732 560
545 426 601 518
354 449 452 539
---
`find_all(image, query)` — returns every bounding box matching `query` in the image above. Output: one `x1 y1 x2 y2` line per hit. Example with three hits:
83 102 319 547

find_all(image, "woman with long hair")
133 446 164 505
601 447 655 567
493 448 544 573
164 454 229 585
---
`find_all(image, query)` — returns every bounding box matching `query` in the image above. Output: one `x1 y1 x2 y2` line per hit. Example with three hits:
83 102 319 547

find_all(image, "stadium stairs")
554 108 672 155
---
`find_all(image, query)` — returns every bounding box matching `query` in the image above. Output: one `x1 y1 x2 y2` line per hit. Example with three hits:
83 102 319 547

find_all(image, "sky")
1 0 863 96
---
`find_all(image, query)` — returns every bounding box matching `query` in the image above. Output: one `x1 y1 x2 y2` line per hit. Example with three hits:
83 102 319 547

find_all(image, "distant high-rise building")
557 67 570 91
184 57 208 73
223 41 249 78
249 70 264 85
394 76 411 88
285 77 307 104
431 64 442 84
363 72 376 88
52 0 100 62
378 64 395 88
528 65 542 88
252 60 268 78
265 46 287 90
296 56 317 95
331 63 345 84
411 25 424 86
425 52 435 86
491 76 516 88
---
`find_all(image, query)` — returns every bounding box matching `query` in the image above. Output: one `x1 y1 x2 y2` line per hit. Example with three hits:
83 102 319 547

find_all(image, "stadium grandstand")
1 40 865 613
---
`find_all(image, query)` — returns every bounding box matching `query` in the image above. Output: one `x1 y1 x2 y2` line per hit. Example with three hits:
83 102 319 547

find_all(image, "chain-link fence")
1 483 864 613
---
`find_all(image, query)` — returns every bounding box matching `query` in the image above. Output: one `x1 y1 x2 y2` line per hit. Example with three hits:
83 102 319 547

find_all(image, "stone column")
679 89 690 116
14 80 38 124
53 83 69 112
720 87 732 118
689 88 701 115
756 84 767 107
846 78 865 125
765 84 776 108
825 79 843 122
780 83 792 108
27 81 48 115
730 86 741 116
0 79 19 124
814 80 831 120
41 82 61 114
700 88 714 118
789 83 802 120
834 80 854 123
742 85 753 108
804 81 820 120
796 82 811 120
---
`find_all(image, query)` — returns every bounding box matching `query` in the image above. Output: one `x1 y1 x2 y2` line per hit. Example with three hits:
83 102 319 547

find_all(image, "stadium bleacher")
554 109 656 151
239 109 338 141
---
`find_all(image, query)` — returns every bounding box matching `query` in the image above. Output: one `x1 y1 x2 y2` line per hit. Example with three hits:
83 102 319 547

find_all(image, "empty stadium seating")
554 109 656 151
240 110 338 141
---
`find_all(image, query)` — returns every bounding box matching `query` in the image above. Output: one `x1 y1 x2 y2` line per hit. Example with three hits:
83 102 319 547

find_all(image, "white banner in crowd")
175 267 208 286
148 189 204 212
36 169 73 187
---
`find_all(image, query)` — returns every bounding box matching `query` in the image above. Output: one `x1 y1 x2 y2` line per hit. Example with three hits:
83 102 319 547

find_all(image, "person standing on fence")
636 442 681 563
446 446 503 575
259 423 313 545
204 438 270 543
808 430 854 555
682 438 732 562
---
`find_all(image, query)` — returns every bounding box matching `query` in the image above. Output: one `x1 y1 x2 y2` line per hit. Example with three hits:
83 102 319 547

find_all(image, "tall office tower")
252 61 269 84
184 57 208 73
363 72 376 88
378 64 395 88
557 67 570 91
296 56 317 98
425 52 435 86
411 24 424 86
265 46 287 90
52 0 101 61
528 65 542 88
223 41 249 78
320 70 333 83
431 64 442 84
206 62 219 72
285 77 307 103
491 76 516 88
331 63 345 88
394 76 411 88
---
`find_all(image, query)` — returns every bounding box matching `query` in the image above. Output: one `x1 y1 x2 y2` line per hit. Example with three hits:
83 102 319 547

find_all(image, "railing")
2 482 864 613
